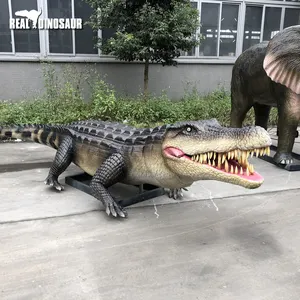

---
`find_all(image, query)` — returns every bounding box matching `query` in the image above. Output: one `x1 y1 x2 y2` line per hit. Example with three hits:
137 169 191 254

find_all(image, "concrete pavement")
0 128 300 300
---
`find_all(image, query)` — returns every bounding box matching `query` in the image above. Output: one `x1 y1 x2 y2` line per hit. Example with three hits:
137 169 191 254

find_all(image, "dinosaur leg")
230 93 253 128
90 153 127 218
275 92 300 165
44 136 73 191
253 103 271 130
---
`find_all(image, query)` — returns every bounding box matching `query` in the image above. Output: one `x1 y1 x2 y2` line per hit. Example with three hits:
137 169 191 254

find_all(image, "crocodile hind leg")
90 152 127 218
44 136 73 191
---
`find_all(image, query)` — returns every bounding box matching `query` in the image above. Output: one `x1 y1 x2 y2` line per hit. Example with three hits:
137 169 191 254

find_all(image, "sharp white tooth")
225 160 229 172
246 150 250 158
208 160 211 165
212 160 215 167
249 164 254 174
222 154 226 164
199 154 203 163
203 153 207 162
234 149 238 159
213 152 216 161
266 147 271 156
246 167 250 176
230 165 234 173
208 152 213 159
240 167 243 175
251 151 254 158
235 166 238 174
258 148 262 156
242 151 247 163
218 153 222 169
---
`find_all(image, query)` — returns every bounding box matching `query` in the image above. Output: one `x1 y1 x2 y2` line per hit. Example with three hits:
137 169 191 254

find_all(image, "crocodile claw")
168 188 186 200
105 200 128 218
44 175 64 191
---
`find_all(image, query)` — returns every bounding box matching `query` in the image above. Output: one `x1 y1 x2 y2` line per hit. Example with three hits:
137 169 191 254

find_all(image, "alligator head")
162 119 272 189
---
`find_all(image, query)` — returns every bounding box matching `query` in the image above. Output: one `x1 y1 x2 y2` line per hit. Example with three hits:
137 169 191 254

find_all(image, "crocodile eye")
184 126 196 134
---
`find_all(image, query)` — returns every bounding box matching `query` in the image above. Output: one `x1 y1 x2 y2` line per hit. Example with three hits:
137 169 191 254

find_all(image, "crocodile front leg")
44 136 73 191
168 188 188 200
90 152 127 218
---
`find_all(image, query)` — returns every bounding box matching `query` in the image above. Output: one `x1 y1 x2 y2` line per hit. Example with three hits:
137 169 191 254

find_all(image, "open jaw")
164 146 271 182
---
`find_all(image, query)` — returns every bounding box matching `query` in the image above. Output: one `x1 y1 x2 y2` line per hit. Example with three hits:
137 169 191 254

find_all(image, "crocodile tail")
0 124 68 149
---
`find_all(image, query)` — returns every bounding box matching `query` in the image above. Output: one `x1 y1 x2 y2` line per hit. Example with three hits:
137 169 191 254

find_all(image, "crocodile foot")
44 175 64 191
273 152 293 165
168 188 187 200
104 199 128 218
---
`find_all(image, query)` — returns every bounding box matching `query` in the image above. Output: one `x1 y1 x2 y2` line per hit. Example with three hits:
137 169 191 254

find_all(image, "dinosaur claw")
274 153 293 165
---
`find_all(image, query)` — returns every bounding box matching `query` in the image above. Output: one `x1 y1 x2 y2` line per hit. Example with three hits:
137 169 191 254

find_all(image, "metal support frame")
65 173 166 207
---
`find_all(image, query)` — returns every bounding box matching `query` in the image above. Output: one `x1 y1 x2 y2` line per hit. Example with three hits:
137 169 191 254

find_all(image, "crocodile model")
0 119 272 218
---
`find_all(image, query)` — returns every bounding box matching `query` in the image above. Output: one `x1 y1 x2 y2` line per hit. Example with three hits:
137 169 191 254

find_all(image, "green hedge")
0 64 278 128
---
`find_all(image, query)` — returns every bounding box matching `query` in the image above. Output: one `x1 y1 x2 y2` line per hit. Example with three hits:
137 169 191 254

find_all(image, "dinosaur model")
230 25 300 166
0 119 271 218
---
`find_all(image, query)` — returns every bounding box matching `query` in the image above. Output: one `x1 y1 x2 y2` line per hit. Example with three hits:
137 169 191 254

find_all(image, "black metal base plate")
65 173 165 207
259 145 300 171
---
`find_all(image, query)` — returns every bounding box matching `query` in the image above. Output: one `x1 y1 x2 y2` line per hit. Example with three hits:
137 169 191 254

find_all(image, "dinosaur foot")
44 175 64 191
168 188 188 200
273 152 293 165
104 199 128 218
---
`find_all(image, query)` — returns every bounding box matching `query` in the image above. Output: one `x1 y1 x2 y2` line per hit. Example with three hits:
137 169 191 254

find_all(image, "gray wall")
0 61 233 101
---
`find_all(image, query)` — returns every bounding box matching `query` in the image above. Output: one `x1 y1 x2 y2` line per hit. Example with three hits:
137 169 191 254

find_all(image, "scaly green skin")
0 119 272 218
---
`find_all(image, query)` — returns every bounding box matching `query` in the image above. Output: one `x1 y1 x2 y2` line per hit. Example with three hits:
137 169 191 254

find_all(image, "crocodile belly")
73 143 107 176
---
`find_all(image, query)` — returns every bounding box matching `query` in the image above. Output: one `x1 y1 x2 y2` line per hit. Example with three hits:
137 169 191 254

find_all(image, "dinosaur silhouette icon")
15 9 42 29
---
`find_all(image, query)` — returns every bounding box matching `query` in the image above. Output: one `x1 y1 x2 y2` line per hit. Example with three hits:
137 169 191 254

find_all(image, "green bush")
0 63 278 128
